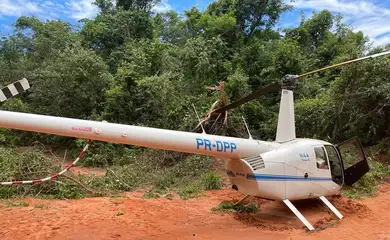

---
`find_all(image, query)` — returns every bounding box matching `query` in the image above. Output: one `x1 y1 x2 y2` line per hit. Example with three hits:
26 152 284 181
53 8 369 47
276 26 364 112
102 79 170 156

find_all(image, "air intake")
242 155 265 170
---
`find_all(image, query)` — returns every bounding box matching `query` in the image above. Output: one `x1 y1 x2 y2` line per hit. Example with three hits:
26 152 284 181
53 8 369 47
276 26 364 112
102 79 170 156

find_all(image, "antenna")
242 116 253 140
192 104 206 134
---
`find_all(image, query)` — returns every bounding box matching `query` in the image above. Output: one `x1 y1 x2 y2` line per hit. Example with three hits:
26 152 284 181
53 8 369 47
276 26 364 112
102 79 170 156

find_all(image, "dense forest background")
0 0 389 199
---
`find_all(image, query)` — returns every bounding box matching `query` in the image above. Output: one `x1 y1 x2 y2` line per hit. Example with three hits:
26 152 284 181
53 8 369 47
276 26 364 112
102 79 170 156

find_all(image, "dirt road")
1 183 389 240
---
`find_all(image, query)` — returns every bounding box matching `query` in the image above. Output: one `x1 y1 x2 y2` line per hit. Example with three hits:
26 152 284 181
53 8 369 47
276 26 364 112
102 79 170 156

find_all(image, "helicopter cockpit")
315 137 369 187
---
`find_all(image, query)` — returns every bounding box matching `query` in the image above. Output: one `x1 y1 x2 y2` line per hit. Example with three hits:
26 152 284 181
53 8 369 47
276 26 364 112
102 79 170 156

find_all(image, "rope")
0 139 93 185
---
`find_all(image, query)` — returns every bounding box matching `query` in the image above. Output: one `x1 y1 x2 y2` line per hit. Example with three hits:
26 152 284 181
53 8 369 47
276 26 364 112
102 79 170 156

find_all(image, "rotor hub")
281 74 298 90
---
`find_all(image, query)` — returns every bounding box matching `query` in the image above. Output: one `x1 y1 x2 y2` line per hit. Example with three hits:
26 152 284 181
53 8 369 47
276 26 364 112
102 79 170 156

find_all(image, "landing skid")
283 196 343 231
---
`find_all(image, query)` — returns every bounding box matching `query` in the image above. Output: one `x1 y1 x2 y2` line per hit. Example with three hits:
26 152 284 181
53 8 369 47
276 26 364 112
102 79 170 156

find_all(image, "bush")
0 147 89 199
74 140 134 167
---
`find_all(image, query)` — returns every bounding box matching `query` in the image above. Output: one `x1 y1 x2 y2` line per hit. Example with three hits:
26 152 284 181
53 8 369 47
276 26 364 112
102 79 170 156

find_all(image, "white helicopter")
0 50 389 231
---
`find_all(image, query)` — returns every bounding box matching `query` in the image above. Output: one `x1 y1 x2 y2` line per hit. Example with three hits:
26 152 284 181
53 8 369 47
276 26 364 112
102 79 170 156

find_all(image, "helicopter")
0 50 389 231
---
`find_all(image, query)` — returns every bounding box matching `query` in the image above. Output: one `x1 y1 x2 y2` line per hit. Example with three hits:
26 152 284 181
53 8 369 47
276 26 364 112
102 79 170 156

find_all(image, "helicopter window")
324 145 343 185
315 147 329 169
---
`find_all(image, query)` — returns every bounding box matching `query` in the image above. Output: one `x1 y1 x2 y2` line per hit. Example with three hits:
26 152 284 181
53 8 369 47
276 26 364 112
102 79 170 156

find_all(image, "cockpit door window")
324 145 344 186
314 147 329 169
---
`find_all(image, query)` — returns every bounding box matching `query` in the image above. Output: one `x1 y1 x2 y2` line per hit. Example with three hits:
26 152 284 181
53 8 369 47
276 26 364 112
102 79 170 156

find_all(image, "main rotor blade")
214 82 281 113
297 50 390 78
0 78 30 102
213 50 390 113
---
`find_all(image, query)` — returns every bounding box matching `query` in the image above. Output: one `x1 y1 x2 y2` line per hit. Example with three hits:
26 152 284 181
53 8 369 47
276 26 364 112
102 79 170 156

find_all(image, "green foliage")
165 193 174 200
153 11 186 44
201 171 222 190
72 149 213 200
81 9 153 60
0 147 87 199
343 152 390 199
369 138 390 158
224 68 250 101
212 200 259 213
179 36 231 92
178 182 203 200
29 43 113 119
342 163 390 199
1 3 384 147
143 190 160 199
74 140 134 167
2 200 29 207
295 96 332 140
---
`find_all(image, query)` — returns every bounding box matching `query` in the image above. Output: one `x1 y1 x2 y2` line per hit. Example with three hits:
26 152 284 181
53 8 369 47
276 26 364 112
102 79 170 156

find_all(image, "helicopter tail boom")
0 110 278 159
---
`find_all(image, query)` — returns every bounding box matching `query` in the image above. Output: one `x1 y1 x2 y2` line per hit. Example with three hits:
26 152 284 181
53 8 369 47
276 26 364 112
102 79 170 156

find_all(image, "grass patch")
2 200 29 207
178 182 203 200
143 190 161 199
201 171 222 190
212 200 259 213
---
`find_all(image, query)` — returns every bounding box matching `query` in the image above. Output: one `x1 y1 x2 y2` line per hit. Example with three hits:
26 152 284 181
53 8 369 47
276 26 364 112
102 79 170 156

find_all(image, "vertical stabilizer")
276 89 296 143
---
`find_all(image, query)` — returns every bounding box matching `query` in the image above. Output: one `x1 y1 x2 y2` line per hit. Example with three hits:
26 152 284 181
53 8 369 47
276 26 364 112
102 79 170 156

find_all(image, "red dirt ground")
1 182 390 240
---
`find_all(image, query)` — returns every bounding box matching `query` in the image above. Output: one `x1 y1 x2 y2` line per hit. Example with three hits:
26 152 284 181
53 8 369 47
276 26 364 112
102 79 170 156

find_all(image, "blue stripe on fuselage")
246 173 332 181
226 170 236 177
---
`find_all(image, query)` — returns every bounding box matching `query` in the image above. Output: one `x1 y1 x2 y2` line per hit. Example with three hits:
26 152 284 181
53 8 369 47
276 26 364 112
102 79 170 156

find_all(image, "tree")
28 44 113 119
94 0 115 13
206 0 291 41
81 10 154 63
0 2 388 150
116 0 157 11
153 10 186 44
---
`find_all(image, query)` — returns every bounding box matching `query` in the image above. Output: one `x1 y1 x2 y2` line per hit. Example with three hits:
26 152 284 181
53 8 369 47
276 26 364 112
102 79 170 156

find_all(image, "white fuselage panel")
226 138 341 200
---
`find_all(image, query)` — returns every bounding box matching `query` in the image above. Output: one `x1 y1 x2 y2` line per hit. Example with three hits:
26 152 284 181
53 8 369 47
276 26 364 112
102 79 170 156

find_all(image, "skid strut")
234 195 250 206
283 199 314 231
319 196 343 219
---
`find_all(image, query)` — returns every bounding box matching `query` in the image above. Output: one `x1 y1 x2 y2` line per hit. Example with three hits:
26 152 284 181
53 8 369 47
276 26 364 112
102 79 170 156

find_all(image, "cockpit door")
336 137 369 186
